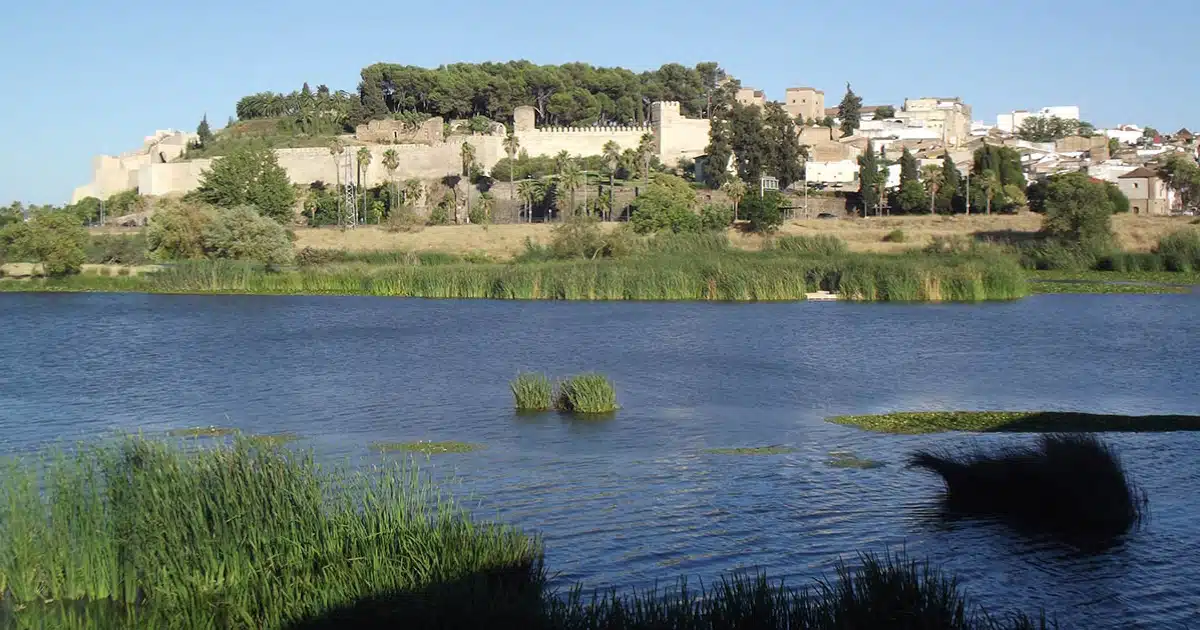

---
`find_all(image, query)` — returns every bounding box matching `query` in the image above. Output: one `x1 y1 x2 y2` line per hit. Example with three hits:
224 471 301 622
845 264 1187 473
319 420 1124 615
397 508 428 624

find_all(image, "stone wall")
513 125 649 164
75 102 715 201
354 117 443 145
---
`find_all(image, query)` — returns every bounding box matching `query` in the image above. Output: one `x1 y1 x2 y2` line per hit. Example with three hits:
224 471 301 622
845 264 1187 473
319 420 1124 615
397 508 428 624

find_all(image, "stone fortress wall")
72 102 715 204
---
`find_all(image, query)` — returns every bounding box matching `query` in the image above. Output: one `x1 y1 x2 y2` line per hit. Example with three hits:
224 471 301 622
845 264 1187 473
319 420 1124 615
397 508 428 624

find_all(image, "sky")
2 0 1198 206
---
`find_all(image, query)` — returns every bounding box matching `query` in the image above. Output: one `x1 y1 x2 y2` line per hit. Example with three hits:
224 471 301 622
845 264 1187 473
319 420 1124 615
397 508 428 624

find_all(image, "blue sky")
2 0 1197 205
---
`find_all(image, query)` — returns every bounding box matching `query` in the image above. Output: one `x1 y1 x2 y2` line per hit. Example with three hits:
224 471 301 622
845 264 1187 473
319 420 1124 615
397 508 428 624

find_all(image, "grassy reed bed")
0 437 538 628
131 253 1027 302
554 374 618 414
511 373 554 411
909 434 1145 546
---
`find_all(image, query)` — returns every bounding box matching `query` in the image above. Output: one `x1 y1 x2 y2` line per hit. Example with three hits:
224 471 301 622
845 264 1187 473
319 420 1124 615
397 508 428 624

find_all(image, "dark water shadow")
283 562 545 630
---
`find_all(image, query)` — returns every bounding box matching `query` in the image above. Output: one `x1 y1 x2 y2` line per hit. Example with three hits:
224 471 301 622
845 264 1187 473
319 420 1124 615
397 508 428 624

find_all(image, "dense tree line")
234 62 734 129
704 100 806 189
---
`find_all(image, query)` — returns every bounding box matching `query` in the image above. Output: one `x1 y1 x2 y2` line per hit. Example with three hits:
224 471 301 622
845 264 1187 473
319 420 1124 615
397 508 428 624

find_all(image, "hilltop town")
65 61 1200 226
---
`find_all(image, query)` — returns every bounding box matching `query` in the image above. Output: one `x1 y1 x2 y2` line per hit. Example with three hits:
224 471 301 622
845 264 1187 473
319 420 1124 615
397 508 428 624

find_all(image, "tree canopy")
1156 154 1200 210
193 145 297 223
1015 116 1095 142
1040 172 1116 248
970 145 1027 212
353 61 734 127
0 210 88 275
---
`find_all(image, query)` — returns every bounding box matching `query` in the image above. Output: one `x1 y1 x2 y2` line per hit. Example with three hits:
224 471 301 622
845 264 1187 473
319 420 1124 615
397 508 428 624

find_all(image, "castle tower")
514 106 537 133
785 88 825 123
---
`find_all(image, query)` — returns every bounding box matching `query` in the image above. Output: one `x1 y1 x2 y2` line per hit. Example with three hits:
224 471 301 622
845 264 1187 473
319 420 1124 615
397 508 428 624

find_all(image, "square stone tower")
785 88 825 122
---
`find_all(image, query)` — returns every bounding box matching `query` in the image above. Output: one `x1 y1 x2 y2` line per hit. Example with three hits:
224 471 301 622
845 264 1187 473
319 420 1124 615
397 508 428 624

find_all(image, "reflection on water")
1 292 1198 628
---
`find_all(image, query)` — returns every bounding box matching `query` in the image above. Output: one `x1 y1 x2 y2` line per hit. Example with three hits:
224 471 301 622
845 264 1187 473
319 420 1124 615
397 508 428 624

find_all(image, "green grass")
827 451 885 469
242 432 302 447
768 234 850 255
369 441 484 454
882 229 907 243
0 436 537 628
555 373 618 414
511 373 553 411
702 446 799 456
828 411 1200 434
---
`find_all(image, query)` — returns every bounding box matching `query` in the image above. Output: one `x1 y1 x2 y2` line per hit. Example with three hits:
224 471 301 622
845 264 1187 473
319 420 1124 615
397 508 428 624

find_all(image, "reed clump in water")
0 437 540 627
555 373 618 414
511 372 554 411
908 433 1145 546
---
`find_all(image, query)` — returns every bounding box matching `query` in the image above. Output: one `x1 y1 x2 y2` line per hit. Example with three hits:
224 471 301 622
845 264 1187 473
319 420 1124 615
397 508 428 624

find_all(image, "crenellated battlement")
530 123 651 134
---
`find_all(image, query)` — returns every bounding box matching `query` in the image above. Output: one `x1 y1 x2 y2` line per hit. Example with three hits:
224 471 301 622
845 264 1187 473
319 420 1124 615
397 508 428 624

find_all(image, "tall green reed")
511 373 553 411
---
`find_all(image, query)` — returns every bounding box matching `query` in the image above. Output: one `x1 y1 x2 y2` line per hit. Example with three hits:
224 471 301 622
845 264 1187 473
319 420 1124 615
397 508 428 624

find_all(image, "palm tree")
329 139 345 227
517 179 537 222
502 133 520 199
921 164 944 216
637 132 655 187
720 178 748 222
403 178 423 206
554 150 571 175
382 149 400 212
602 141 621 221
460 142 477 224
559 161 584 216
356 147 372 224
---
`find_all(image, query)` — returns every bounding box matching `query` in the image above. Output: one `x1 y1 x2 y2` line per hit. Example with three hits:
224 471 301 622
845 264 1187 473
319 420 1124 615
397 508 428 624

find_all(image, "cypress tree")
899 147 919 184
838 82 862 138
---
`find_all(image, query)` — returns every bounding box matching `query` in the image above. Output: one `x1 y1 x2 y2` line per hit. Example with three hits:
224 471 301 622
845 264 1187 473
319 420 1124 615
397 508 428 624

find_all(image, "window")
1133 182 1139 189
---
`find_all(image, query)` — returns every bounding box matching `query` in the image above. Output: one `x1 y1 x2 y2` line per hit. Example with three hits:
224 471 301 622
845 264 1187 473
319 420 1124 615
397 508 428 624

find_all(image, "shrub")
0 211 88 275
86 233 149 265
1153 228 1200 272
383 205 424 233
429 200 451 225
883 229 906 243
739 190 785 233
147 201 216 260
544 217 634 260
923 235 975 255
629 173 699 234
510 373 553 411
555 373 618 414
200 206 295 264
909 433 1144 546
699 203 734 231
772 234 849 255
294 247 341 266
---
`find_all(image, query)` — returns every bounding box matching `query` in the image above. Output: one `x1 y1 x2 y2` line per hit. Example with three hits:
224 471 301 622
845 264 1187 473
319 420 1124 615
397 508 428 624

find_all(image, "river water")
1 293 1198 627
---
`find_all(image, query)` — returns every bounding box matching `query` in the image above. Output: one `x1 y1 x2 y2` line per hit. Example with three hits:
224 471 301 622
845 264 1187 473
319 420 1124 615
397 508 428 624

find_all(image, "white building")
1087 161 1139 183
805 160 858 186
804 160 901 188
1102 125 1143 145
996 106 1081 134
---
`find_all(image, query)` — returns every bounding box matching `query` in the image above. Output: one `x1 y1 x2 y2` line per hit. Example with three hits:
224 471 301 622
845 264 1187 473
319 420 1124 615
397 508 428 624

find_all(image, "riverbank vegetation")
828 411 1200 434
0 437 1050 629
909 434 1145 546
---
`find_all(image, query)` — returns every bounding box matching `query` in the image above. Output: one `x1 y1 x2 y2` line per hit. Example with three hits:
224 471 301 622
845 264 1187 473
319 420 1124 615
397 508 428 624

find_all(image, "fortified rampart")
72 104 713 203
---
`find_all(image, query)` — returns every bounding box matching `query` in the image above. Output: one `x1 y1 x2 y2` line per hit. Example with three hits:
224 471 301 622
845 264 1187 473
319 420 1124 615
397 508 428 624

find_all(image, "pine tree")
899 147 919 184
196 114 213 147
838 82 863 138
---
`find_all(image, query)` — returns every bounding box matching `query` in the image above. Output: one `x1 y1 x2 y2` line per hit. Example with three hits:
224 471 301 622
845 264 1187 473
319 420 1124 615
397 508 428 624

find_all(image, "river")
1 292 1197 627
